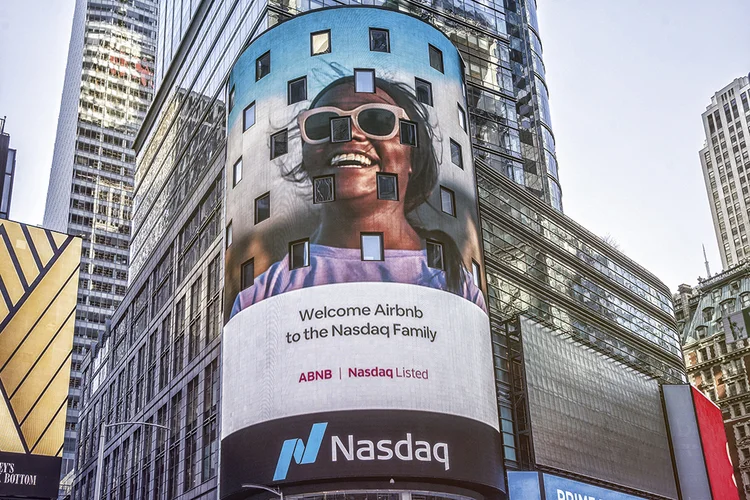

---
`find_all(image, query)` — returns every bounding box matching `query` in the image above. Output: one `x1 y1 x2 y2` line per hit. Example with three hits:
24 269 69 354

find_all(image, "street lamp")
241 483 284 500
93 421 170 500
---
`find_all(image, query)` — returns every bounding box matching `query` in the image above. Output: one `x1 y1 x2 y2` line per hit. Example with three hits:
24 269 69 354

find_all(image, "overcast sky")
0 1 749 292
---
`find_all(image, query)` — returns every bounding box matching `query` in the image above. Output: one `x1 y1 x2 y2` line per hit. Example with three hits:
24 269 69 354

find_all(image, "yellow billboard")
0 220 81 498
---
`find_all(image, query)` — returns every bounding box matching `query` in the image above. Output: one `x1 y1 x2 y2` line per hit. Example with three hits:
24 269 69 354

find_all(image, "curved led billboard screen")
220 7 502 498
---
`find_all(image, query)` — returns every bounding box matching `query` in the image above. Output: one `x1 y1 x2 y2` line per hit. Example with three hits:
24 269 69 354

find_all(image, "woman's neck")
313 209 422 250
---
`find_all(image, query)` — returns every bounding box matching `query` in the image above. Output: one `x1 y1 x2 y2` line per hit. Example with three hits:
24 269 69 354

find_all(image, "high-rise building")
42 0 159 477
678 264 750 499
700 74 750 269
0 117 16 219
71 2 691 500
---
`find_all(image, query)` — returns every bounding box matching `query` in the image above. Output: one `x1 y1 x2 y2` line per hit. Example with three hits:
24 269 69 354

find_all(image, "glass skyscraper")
43 0 159 477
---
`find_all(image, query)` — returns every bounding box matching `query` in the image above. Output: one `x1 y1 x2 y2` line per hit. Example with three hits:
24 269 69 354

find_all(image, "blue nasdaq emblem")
273 423 328 481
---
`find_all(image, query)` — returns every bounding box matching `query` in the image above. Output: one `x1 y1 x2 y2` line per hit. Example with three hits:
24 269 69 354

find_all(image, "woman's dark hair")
286 76 467 294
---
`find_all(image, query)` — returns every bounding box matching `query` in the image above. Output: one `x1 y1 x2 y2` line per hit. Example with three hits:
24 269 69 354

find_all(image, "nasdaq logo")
273 422 328 481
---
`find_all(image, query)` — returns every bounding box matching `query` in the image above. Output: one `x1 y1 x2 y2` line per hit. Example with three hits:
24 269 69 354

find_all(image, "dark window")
271 130 288 159
400 120 418 146
429 45 444 73
354 69 375 93
311 30 331 55
472 261 481 287
415 78 433 106
377 173 398 200
369 28 390 52
361 233 384 261
288 77 307 104
450 139 463 168
243 102 255 130
289 240 310 269
458 105 467 132
225 222 232 248
256 51 270 80
241 259 254 289
440 186 455 216
228 86 235 111
232 158 242 187
426 240 444 270
255 193 270 223
330 117 352 142
313 176 335 203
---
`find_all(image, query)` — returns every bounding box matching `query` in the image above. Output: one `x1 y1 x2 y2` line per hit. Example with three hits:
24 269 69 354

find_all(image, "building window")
271 130 288 159
369 28 390 52
289 239 310 269
256 51 271 80
241 259 254 289
429 44 444 73
440 186 455 216
311 30 331 56
288 77 307 104
255 193 270 224
330 117 352 142
354 69 375 93
450 139 463 168
313 176 335 203
400 120 417 146
225 222 232 248
458 105 467 132
243 102 255 130
232 158 242 187
426 240 444 270
377 173 398 200
472 261 481 287
415 78 433 106
361 233 384 261
228 86 235 111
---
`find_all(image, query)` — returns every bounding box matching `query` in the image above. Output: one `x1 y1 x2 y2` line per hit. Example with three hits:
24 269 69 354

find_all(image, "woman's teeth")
330 153 372 168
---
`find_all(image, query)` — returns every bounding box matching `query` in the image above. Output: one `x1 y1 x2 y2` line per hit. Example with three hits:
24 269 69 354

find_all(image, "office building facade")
0 117 16 220
700 74 750 269
71 2 686 499
42 0 159 476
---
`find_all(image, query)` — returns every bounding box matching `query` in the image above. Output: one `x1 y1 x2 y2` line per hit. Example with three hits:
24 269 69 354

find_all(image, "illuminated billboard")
0 220 81 498
220 7 502 498
508 471 648 500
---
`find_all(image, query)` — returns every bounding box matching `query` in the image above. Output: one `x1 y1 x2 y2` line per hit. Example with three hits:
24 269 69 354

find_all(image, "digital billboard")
517 316 678 499
507 471 648 500
220 7 502 498
0 220 81 498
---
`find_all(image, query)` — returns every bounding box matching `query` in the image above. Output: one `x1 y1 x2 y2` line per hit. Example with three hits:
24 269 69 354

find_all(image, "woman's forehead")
314 83 396 109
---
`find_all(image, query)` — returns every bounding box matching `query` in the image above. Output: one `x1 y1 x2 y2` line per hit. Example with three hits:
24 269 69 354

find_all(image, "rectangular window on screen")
354 69 375 93
440 186 455 216
233 158 242 187
311 30 331 55
290 239 310 269
241 259 254 289
429 44 444 73
243 102 255 130
426 240 444 270
225 222 232 248
255 193 270 224
472 260 481 287
288 77 307 104
256 51 271 80
377 173 398 200
313 176 335 203
330 117 352 142
361 233 384 261
400 120 417 147
450 139 463 169
415 78 433 106
369 28 390 52
271 130 288 159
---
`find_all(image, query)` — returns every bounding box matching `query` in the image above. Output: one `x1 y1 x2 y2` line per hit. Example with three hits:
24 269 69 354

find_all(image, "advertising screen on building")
507 471 648 500
0 220 81 498
220 7 502 498
518 317 678 499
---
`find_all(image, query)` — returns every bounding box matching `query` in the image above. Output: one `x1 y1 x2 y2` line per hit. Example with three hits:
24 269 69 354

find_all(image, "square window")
233 158 242 187
426 240 444 270
226 222 233 248
440 186 455 216
377 173 398 200
289 239 310 269
271 130 288 159
415 78 433 106
243 102 255 130
429 45 444 73
228 86 235 112
288 77 307 104
255 193 270 224
354 69 375 93
400 120 418 146
330 117 352 143
471 260 481 287
361 233 384 261
450 139 463 169
457 105 467 132
241 259 254 289
311 30 331 56
256 51 271 80
313 176 335 203
369 28 390 52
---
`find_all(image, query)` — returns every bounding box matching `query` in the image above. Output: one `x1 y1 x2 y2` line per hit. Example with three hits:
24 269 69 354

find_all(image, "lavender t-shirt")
231 244 486 317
